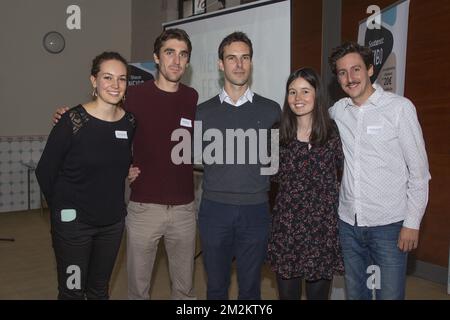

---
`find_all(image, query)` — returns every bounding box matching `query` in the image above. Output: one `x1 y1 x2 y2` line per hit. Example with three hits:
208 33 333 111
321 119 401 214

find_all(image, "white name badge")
180 118 192 128
367 125 383 135
115 130 128 139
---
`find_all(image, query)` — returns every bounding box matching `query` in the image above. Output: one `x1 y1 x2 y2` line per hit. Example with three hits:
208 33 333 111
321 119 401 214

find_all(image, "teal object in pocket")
61 209 76 222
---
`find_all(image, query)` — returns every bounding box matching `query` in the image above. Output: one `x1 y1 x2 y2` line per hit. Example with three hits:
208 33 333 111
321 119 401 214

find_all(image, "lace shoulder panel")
68 105 90 135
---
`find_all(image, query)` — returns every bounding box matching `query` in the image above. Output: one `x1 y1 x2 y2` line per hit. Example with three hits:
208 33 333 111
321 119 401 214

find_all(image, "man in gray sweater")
195 31 281 300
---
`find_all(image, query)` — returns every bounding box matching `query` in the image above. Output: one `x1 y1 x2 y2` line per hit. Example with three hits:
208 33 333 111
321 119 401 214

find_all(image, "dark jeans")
276 275 331 300
51 210 124 300
198 198 270 300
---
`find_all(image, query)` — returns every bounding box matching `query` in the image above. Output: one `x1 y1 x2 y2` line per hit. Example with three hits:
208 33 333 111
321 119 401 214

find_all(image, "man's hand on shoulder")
53 107 70 125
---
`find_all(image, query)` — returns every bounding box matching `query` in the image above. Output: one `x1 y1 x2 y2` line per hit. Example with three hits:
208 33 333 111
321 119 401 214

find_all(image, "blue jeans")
338 220 408 300
198 198 270 300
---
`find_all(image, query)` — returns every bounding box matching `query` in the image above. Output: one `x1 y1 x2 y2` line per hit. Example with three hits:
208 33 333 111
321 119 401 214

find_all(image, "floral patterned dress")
267 128 345 280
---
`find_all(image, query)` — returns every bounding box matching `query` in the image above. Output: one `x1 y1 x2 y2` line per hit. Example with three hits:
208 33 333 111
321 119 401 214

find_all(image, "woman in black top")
36 52 135 299
267 68 344 300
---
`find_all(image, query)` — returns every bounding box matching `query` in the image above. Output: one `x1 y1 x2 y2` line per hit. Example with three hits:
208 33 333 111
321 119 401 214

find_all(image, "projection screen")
164 0 291 107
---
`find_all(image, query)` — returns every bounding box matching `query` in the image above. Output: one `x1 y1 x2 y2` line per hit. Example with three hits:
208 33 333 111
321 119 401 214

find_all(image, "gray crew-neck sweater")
195 93 281 205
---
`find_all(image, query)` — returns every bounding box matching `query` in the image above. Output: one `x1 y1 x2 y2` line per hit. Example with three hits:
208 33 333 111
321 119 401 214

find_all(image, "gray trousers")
125 201 197 300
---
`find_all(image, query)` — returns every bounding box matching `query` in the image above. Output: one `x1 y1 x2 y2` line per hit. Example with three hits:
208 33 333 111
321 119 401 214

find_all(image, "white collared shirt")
219 87 254 107
329 84 431 229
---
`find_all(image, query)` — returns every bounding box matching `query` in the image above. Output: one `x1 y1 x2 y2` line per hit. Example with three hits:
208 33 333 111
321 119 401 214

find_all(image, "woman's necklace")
298 128 312 150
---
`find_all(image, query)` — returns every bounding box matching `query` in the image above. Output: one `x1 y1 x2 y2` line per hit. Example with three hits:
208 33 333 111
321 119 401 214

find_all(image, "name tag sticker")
367 126 383 135
115 130 128 139
180 118 192 128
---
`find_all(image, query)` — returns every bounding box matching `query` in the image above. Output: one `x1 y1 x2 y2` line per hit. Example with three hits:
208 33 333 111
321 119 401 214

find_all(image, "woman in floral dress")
267 68 344 300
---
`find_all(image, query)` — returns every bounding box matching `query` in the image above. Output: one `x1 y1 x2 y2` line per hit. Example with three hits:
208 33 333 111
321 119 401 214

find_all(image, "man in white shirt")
328 42 431 300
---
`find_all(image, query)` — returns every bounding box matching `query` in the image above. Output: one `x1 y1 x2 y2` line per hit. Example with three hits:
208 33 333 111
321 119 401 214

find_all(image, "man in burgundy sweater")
125 29 198 300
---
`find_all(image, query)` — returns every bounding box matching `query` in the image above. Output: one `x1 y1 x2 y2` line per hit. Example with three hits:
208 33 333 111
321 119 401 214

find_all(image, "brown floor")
0 210 448 300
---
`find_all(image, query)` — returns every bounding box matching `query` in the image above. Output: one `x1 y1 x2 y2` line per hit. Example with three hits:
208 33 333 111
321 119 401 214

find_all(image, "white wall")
0 0 132 136
131 0 178 61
